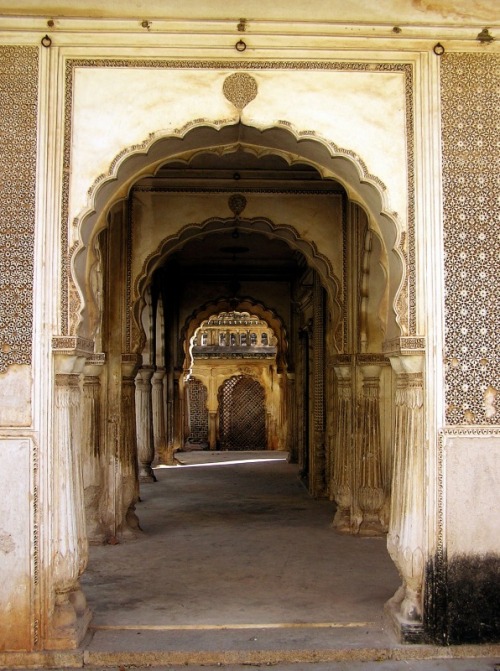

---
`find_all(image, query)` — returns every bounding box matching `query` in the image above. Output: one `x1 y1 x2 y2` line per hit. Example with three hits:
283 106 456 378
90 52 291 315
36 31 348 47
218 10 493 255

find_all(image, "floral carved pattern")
0 47 38 372
441 53 500 425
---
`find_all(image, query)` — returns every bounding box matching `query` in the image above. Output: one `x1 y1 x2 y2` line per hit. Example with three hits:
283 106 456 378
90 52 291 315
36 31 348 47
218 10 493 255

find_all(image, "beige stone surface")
0 366 32 426
0 439 32 651
1 0 498 23
70 69 406 227
445 433 500 557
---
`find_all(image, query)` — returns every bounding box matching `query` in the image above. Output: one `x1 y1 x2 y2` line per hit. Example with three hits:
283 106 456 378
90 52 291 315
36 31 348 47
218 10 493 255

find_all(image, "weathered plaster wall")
0 0 497 24
0 45 38 652
0 439 33 651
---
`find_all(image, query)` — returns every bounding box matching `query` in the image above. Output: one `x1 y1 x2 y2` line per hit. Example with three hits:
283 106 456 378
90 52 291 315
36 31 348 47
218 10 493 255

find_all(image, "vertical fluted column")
286 373 296 461
311 275 326 496
135 365 156 482
49 369 91 648
331 363 354 533
117 355 141 538
357 365 385 536
82 356 105 545
386 355 425 634
152 367 168 464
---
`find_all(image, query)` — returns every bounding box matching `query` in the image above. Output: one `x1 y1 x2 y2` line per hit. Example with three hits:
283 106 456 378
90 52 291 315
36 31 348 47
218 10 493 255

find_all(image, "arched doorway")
218 375 267 450
50 121 425 649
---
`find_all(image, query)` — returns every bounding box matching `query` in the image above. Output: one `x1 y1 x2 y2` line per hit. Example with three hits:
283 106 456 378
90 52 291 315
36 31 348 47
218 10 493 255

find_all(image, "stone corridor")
82 450 399 631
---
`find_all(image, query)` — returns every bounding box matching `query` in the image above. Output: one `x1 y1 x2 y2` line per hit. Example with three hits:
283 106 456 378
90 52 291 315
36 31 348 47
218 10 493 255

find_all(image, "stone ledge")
0 650 83 669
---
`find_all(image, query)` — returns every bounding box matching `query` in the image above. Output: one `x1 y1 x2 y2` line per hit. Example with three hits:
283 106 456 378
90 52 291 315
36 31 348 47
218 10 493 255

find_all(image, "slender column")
208 411 217 450
48 365 91 648
311 276 326 495
286 373 296 460
357 365 385 536
82 356 105 544
152 367 168 464
331 363 354 533
117 355 142 538
386 355 425 638
135 365 156 482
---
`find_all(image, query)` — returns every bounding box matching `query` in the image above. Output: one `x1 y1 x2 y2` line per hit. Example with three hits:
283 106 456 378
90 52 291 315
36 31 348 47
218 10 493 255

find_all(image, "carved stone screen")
440 53 499 425
187 377 208 444
218 375 267 450
0 46 38 372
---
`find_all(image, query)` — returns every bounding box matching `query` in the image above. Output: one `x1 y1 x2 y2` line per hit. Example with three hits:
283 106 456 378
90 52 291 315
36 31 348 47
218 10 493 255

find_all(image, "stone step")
82 624 500 668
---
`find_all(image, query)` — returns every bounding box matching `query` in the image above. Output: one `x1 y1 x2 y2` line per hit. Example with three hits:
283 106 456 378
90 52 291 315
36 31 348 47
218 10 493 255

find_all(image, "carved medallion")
223 72 258 110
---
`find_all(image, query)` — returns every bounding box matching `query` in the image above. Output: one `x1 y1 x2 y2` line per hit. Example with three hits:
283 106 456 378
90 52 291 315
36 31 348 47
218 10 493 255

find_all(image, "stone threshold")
2 625 500 669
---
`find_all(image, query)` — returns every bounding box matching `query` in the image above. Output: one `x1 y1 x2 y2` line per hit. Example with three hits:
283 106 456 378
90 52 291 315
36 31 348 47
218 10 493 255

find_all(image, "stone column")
310 276 326 496
48 359 91 648
152 367 168 464
331 363 354 533
118 355 142 537
135 365 156 482
386 354 425 641
82 355 105 544
357 364 385 536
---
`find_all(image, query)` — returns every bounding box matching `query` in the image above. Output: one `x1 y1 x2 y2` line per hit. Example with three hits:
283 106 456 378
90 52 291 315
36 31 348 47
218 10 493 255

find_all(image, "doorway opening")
65 121 415 646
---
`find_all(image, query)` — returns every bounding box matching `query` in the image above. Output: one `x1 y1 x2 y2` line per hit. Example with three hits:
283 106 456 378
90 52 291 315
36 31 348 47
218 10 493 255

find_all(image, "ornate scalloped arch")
132 216 343 355
180 297 290 372
70 120 406 342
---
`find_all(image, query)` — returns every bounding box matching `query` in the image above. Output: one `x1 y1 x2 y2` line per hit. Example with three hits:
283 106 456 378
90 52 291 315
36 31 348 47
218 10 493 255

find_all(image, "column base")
384 588 427 644
45 590 92 650
331 507 353 534
139 468 157 483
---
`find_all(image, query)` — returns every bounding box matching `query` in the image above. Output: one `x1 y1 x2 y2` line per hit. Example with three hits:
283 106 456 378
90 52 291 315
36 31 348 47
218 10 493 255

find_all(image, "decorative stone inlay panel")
441 53 500 425
0 46 38 372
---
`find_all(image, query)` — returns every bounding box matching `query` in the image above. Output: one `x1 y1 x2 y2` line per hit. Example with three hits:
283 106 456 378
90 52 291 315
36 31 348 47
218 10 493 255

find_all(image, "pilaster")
135 365 156 483
82 355 106 545
310 276 326 496
357 365 385 536
47 342 92 649
385 352 426 642
331 362 353 533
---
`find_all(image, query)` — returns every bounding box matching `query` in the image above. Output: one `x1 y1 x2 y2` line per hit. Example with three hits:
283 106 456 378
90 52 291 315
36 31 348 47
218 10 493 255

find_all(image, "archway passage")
218 375 267 450
66 127 423 653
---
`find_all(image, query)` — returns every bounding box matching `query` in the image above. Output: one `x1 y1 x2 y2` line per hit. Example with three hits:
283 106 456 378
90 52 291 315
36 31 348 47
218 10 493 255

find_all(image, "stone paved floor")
82 451 399 630
10 452 498 670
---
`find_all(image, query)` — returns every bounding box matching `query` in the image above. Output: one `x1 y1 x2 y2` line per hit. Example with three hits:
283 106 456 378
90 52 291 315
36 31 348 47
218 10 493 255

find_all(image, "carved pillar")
311 276 326 496
118 355 141 538
152 367 168 464
357 364 385 536
82 355 105 544
386 354 425 640
48 355 91 648
286 373 296 461
135 365 157 482
331 363 354 533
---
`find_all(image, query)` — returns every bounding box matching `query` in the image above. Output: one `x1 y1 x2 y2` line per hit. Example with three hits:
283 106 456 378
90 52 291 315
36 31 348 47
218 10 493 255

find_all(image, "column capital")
388 353 425 375
121 353 142 378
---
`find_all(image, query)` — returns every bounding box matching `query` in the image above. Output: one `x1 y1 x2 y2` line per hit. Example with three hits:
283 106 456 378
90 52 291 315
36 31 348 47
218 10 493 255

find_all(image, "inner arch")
72 121 404 343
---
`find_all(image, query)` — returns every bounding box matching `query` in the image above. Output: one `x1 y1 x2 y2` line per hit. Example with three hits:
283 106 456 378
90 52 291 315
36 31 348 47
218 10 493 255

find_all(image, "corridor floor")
82 451 399 631
72 452 499 668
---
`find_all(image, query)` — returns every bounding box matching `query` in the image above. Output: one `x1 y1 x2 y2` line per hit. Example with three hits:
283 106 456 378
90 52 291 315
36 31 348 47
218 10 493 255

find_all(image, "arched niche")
181 297 289 373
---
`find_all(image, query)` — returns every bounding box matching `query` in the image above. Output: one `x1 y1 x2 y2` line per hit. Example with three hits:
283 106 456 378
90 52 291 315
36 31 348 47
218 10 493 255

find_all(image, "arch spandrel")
69 121 406 345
